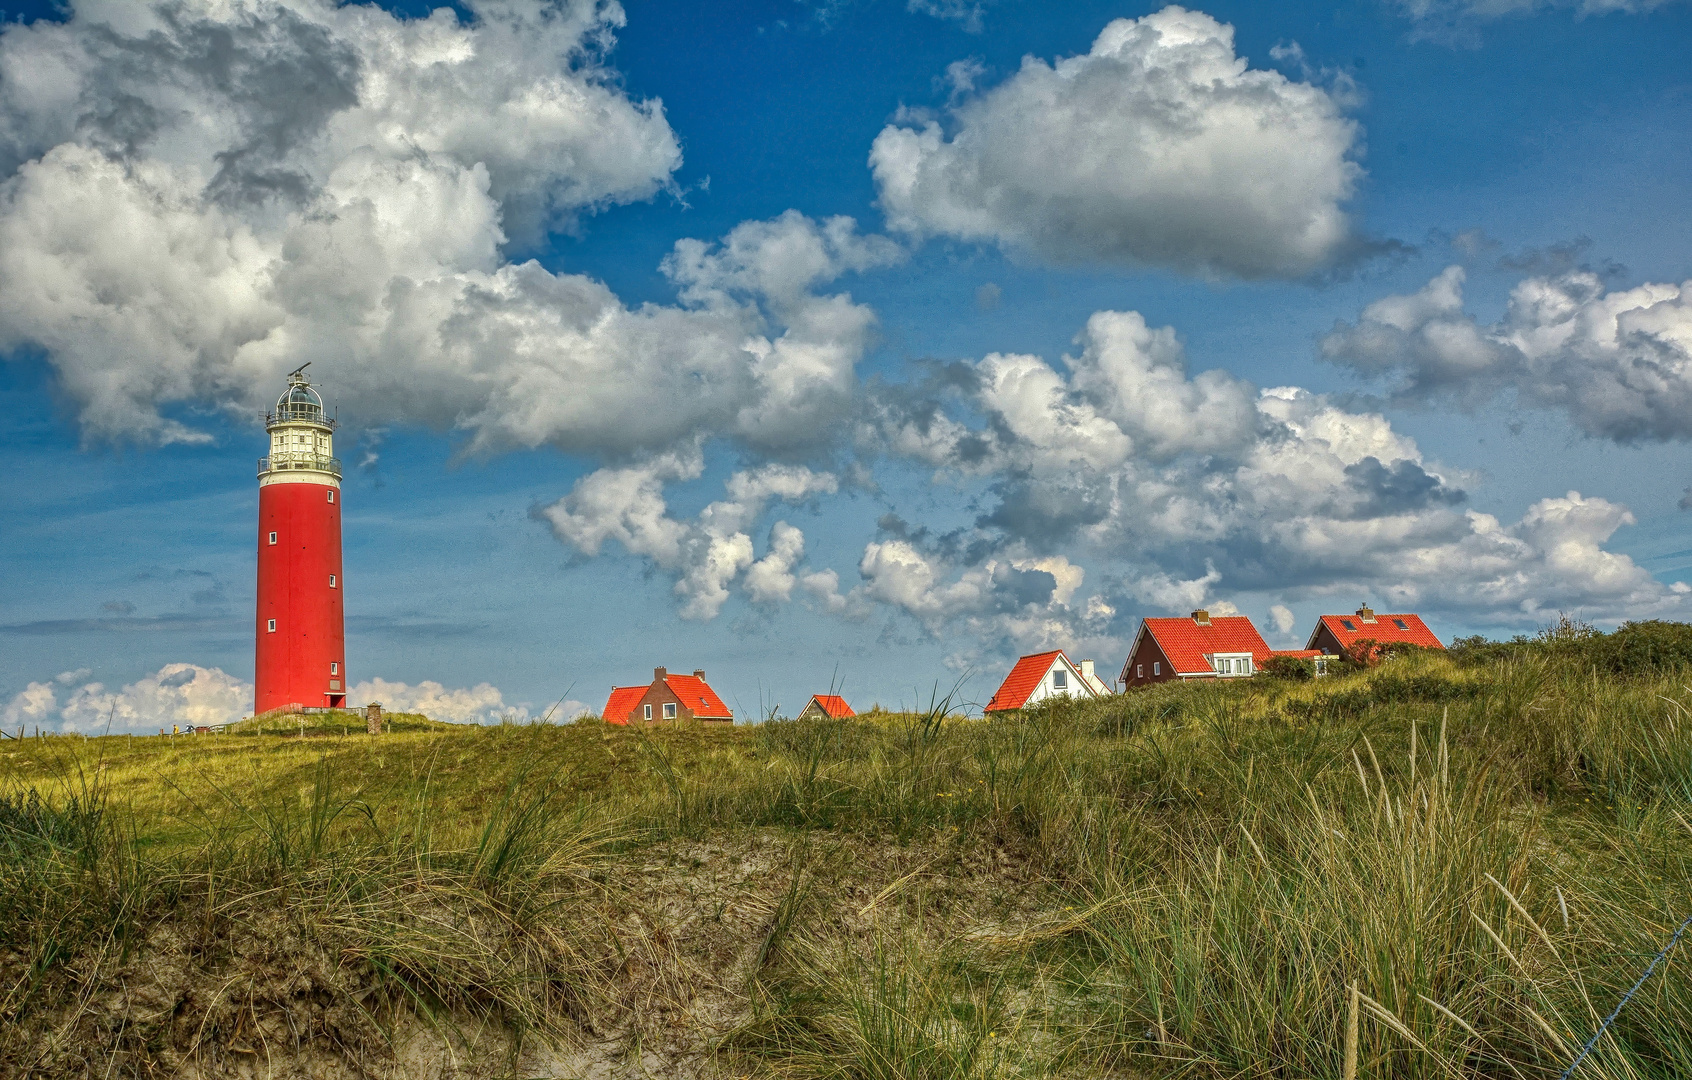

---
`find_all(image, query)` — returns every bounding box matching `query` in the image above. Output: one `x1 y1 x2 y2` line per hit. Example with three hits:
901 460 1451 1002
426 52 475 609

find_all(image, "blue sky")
3 0 1691 729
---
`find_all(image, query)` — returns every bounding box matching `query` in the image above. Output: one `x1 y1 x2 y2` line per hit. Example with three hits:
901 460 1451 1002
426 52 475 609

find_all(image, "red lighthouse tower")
254 365 346 713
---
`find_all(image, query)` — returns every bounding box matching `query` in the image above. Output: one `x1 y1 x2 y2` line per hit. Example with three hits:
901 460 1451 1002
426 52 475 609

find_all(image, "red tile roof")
602 685 646 725
806 694 854 718
665 674 732 719
1138 616 1273 676
1309 613 1444 651
986 650 1069 712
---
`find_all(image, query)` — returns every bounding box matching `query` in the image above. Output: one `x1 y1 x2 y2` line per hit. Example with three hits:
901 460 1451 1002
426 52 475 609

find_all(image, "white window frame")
268 531 277 545
1153 662 1160 676
330 662 339 675
1212 652 1254 677
329 574 337 588
1136 664 1143 678
663 702 677 719
327 490 335 503
267 619 276 632
1051 668 1068 691
643 703 652 720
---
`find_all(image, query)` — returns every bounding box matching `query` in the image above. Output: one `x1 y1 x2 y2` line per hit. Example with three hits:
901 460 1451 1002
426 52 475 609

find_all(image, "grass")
3 650 1692 1077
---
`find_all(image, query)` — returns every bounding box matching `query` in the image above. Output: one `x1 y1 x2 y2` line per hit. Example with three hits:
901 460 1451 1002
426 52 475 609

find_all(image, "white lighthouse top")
267 364 335 431
260 365 341 487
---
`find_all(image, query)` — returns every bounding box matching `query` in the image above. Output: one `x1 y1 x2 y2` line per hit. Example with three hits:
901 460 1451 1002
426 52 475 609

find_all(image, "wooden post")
366 702 383 736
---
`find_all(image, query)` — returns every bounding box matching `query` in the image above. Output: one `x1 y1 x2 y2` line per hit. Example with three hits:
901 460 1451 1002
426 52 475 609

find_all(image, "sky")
3 0 1691 731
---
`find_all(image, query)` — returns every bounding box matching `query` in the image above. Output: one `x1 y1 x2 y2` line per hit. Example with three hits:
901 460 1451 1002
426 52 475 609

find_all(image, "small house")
1307 607 1444 662
797 694 854 719
985 651 1104 713
1120 609 1273 687
603 667 733 725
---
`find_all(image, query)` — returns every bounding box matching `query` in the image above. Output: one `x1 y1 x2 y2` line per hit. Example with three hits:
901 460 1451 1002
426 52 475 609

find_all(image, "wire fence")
1557 906 1692 1080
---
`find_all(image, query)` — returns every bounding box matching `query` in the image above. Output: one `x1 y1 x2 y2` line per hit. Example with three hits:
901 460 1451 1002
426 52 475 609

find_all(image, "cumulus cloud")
1321 265 1692 443
536 459 840 619
3 664 254 733
346 676 532 724
858 304 1683 629
870 6 1366 278
0 2 896 458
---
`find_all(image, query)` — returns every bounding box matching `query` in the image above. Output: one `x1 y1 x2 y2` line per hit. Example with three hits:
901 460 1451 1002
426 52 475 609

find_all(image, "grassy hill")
3 648 1691 1078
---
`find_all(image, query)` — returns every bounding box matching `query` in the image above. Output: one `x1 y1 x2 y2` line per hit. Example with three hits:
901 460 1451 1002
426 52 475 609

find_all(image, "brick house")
1119 610 1277 687
603 667 733 724
1307 607 1444 661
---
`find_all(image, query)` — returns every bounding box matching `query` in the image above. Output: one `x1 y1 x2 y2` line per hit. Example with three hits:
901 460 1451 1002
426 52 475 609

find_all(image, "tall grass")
4 651 1692 1076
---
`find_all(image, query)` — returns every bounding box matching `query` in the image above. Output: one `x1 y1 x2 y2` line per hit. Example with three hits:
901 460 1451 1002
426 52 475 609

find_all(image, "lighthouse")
254 364 346 713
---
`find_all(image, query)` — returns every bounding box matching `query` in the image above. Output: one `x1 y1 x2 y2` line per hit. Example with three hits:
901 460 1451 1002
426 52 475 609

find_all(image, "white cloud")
1322 266 1692 443
0 3 894 459
54 664 252 733
347 676 529 724
863 305 1686 629
537 460 839 619
3 681 58 727
1392 0 1680 44
870 5 1365 278
1269 604 1297 634
907 0 992 33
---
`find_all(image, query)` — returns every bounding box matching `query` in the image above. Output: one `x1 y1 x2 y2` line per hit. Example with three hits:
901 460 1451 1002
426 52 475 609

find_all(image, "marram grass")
3 650 1690 1077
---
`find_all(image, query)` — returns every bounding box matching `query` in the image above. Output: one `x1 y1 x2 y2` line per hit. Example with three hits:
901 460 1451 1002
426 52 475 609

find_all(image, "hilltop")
3 646 1691 1078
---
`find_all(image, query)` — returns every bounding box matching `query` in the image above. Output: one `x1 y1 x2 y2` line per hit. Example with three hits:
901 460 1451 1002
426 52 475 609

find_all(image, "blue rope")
1557 907 1692 1080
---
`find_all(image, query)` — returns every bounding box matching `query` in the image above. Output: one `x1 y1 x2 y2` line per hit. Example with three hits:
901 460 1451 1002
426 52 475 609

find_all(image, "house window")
663 702 677 719
327 490 335 503
268 531 278 545
1315 658 1328 675
1393 618 1409 630
329 575 337 588
1241 657 1253 674
643 703 652 720
267 619 276 632
1136 665 1143 678
1153 662 1160 676
1341 619 1356 631
330 662 338 675
1052 669 1068 690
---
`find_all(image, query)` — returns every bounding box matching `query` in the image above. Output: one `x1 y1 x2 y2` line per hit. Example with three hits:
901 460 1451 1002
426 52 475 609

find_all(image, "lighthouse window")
268 532 277 545
330 662 339 675
327 490 335 503
329 575 337 588
267 619 276 633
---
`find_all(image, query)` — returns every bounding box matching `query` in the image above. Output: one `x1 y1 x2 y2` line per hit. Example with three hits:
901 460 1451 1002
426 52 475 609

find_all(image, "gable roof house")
797 694 855 720
1307 607 1444 661
1120 610 1274 687
985 651 1104 713
602 667 733 725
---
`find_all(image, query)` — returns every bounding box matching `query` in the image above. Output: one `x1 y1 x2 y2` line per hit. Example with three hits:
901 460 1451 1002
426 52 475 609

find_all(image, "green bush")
1602 619 1692 676
1261 655 1315 681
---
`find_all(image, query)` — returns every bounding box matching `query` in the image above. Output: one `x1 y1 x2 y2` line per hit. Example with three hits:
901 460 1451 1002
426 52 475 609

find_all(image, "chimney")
1191 609 1211 626
693 669 705 679
1080 659 1095 679
654 666 667 680
1356 606 1376 623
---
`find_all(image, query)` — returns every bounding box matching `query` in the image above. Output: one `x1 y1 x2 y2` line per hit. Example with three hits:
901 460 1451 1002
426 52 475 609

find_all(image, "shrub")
1602 619 1692 676
1261 655 1314 681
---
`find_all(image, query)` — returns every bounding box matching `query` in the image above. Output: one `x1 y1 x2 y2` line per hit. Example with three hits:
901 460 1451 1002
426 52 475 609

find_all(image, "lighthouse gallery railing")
258 451 342 478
